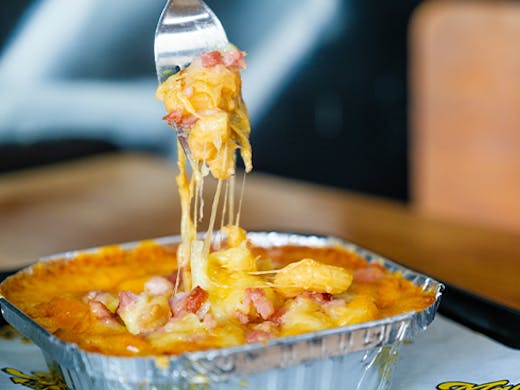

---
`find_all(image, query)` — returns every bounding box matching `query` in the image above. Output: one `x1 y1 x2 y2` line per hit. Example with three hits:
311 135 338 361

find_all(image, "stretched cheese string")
228 174 235 225
203 178 223 257
235 171 247 226
175 141 195 293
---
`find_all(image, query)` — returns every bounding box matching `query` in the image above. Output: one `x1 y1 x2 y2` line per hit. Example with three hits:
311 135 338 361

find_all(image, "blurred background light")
1 0 417 201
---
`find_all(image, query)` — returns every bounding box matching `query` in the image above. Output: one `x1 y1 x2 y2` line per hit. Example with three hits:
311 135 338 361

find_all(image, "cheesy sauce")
0 241 435 356
0 47 436 357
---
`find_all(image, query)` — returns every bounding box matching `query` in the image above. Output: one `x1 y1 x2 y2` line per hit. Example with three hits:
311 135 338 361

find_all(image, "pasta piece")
273 258 353 297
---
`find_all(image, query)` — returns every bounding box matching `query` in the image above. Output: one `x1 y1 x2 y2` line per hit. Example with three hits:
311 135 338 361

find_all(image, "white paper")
392 316 520 389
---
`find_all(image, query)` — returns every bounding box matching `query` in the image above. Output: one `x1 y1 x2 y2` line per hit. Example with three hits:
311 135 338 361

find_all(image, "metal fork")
154 0 229 84
154 0 229 159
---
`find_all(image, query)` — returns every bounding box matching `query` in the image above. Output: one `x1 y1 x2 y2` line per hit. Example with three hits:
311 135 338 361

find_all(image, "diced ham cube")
201 51 223 67
184 286 209 313
180 115 198 129
144 276 174 296
118 291 138 309
89 301 113 320
169 292 188 317
244 288 274 320
84 290 119 313
353 264 387 283
88 301 120 328
300 292 333 304
223 49 246 69
234 309 250 324
270 307 287 325
163 109 183 125
169 286 209 317
246 330 271 344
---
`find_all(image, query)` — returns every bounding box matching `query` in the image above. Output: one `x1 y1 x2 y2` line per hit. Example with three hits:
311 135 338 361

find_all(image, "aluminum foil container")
0 232 443 390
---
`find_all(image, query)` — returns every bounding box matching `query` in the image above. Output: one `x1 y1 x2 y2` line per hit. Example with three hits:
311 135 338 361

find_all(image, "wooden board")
410 1 520 233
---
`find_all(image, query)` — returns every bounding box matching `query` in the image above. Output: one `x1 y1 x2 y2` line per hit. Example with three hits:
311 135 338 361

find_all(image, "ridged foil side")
0 232 443 390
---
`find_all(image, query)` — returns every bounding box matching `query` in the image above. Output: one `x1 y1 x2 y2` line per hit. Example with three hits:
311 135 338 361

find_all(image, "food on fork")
156 45 251 180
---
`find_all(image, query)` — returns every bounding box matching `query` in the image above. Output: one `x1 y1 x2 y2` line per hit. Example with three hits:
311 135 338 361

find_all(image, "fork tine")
155 0 228 83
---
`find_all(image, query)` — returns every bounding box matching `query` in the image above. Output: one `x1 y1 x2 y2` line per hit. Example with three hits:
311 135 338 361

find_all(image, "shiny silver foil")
0 232 443 389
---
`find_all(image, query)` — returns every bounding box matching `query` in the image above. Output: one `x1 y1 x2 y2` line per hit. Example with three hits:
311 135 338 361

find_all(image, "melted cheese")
0 48 437 358
0 243 436 356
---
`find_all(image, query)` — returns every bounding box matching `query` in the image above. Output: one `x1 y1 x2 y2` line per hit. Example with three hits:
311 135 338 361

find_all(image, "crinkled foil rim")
0 232 443 384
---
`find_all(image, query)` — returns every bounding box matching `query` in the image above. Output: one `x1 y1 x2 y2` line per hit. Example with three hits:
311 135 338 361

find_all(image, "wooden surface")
410 0 520 233
0 153 519 310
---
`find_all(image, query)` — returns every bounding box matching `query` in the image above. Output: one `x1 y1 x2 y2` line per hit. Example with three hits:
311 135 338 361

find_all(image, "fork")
154 0 229 83
154 0 229 159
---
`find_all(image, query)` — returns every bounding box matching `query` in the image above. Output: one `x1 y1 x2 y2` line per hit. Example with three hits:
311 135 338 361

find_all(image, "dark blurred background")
0 0 420 200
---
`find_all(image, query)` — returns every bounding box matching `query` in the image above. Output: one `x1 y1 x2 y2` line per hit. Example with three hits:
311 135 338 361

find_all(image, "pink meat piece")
300 292 333 304
353 264 387 283
144 276 174 296
223 50 246 69
234 310 250 324
88 301 120 328
244 288 275 320
270 307 287 325
180 115 198 129
201 51 223 67
117 291 138 311
169 286 208 317
163 109 183 126
89 301 113 320
246 330 271 344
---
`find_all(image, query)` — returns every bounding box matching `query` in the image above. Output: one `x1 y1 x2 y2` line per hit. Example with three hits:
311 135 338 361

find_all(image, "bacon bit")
201 51 223 67
244 288 275 320
270 307 287 325
169 286 208 317
169 292 187 316
163 110 198 130
223 50 246 69
144 276 174 296
117 291 138 311
353 264 387 283
89 301 120 328
163 109 183 125
180 115 198 129
246 330 271 344
234 309 250 324
185 286 209 313
89 301 113 320
300 292 333 304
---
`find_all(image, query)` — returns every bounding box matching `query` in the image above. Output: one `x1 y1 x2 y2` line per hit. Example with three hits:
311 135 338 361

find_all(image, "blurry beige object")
410 0 520 233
